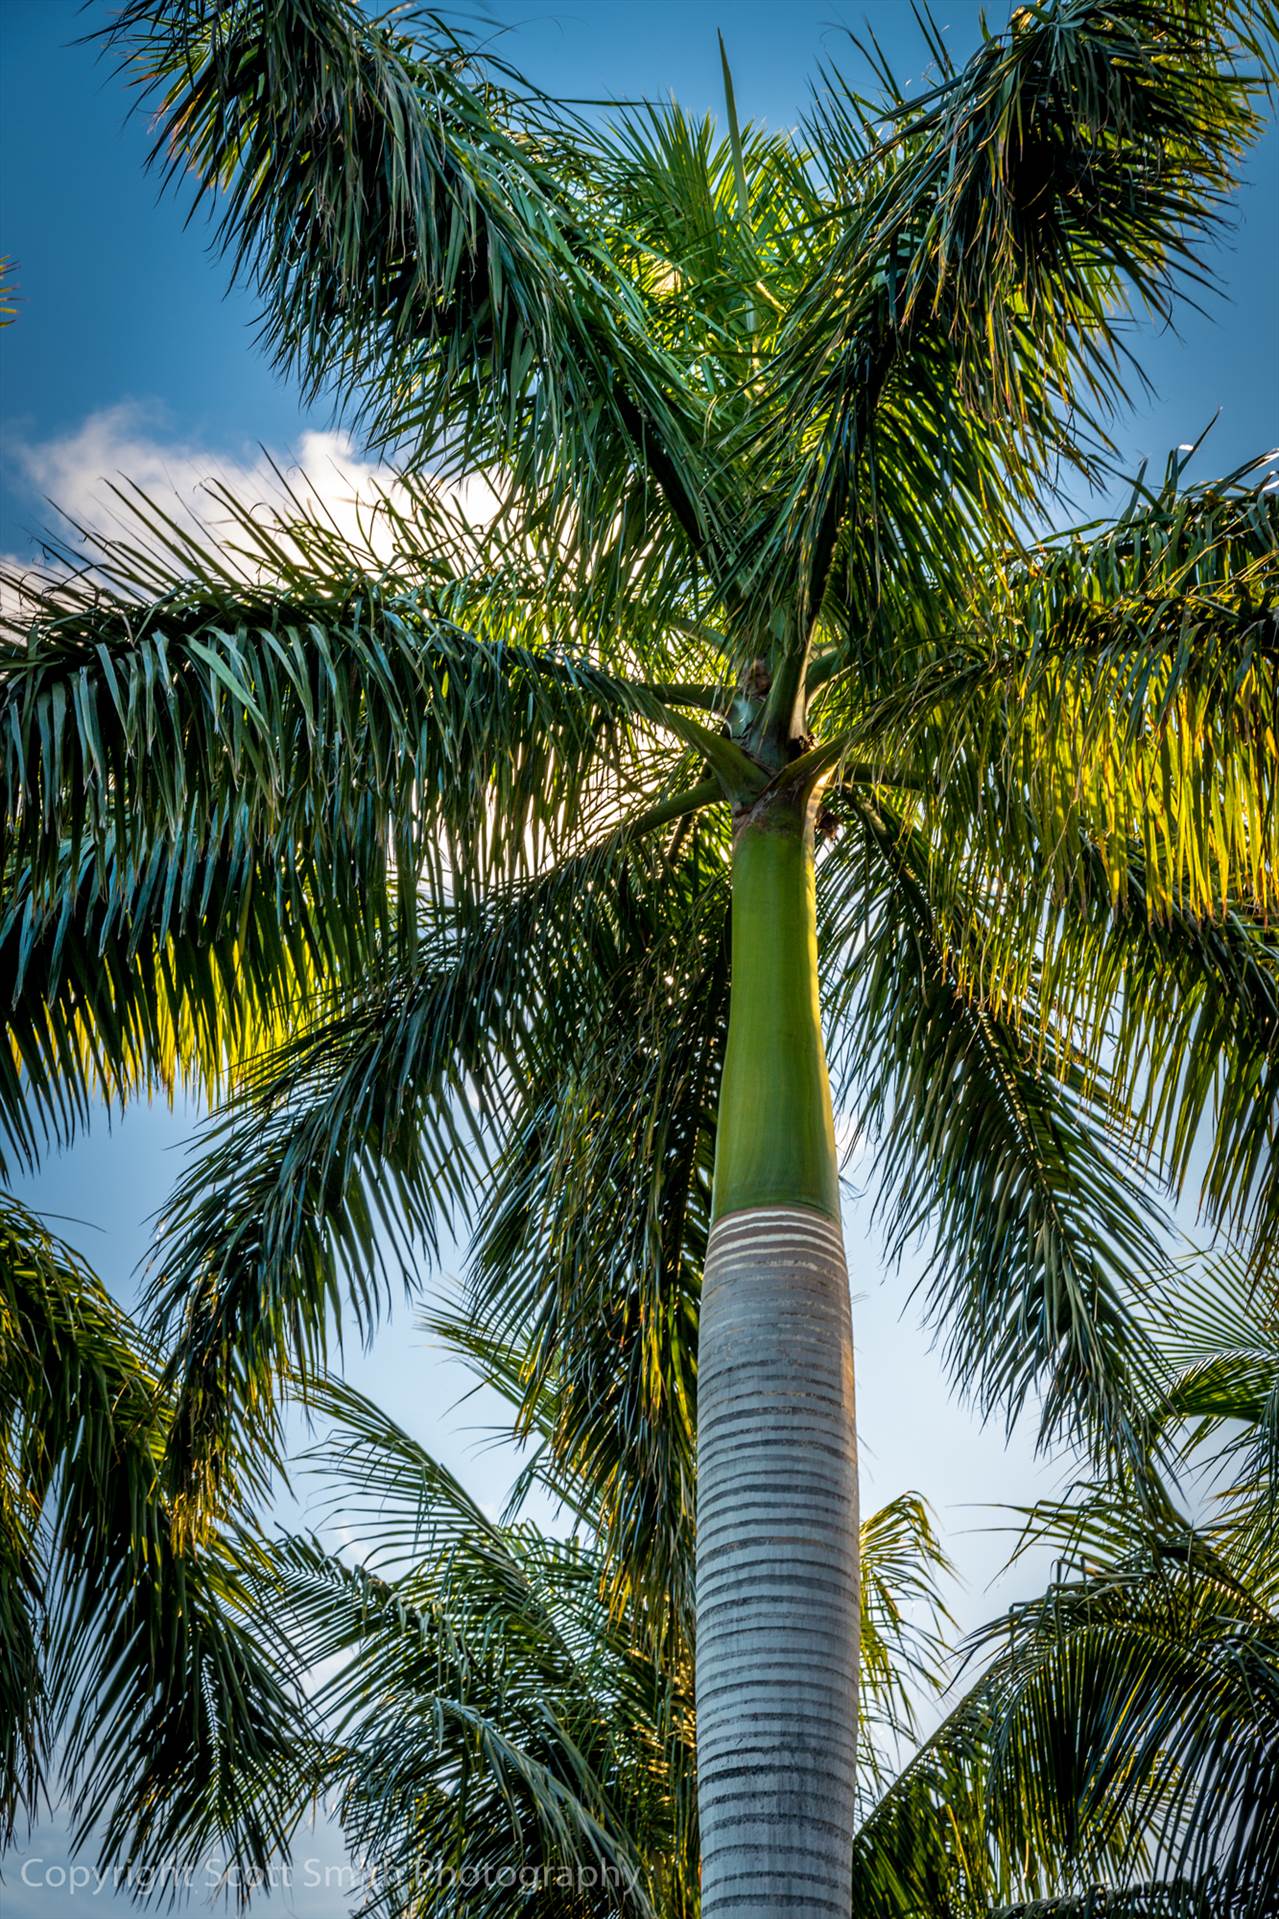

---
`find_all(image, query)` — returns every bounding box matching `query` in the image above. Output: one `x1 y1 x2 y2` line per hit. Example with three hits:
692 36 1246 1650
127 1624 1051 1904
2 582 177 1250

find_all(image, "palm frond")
974 1493 1279 1914
822 800 1166 1461
1141 1248 1279 1586
852 1487 1278 1916
0 825 380 1177
1014 840 1279 1285
463 828 730 1642
1 476 690 1172
0 1194 305 1882
854 1492 953 1808
143 814 726 1535
817 463 1279 1272
271 1377 687 1918
1 475 656 902
856 458 1279 924
992 1883 1255 1919
101 0 724 562
760 0 1278 613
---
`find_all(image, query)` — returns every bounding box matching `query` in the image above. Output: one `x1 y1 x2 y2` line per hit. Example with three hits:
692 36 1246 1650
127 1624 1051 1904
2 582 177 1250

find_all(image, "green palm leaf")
981 1495 1279 1912
144 820 724 1545
0 1194 303 1876
1 477 711 1174
101 0 723 562
759 0 1278 613
822 799 1166 1459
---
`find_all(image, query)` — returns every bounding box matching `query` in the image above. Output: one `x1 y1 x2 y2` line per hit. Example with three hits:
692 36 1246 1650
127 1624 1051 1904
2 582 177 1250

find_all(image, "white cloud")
18 403 394 540
2 403 498 606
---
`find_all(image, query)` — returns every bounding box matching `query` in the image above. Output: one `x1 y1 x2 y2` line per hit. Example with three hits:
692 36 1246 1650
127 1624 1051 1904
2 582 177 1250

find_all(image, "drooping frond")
1139 1248 1279 1585
0 825 383 1177
142 812 726 1535
101 0 726 563
464 827 730 1639
853 1492 953 1811
269 1377 687 1919
822 800 1166 1460
1 477 658 903
142 866 593 1522
0 476 695 1169
856 459 1279 921
819 459 1279 1273
848 1681 1087 1916
852 1497 1277 1916
0 1194 304 1880
1046 863 1279 1273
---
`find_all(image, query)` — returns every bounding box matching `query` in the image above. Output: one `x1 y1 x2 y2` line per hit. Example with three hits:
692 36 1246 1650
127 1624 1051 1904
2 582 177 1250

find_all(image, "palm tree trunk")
696 786 859 1917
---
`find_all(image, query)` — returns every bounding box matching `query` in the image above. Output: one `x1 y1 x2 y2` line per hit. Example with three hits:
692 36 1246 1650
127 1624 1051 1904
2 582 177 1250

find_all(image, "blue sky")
3 0 1276 546
1 1 1277 1912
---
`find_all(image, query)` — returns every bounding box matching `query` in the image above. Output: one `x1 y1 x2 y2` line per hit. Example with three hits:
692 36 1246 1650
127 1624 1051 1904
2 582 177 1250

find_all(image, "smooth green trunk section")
712 794 840 1221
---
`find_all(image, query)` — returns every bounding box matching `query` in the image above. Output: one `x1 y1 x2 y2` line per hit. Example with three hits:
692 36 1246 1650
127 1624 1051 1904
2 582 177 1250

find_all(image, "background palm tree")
2 0 1278 1905
9 1221 1269 1915
279 1268 1277 1919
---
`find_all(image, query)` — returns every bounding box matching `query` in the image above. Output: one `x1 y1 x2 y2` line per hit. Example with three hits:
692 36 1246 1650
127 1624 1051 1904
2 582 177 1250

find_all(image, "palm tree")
3 0 1278 1904
254 1368 958 1918
976 1247 1279 1919
4 1205 1275 1912
206 1260 1279 1917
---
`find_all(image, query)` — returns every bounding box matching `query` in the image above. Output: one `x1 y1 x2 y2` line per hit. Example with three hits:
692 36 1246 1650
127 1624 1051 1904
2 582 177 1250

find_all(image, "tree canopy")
1 0 1277 1904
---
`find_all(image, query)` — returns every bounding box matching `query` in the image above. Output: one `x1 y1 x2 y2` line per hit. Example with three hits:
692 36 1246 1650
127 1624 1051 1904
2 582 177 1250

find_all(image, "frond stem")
640 682 730 712
622 778 725 840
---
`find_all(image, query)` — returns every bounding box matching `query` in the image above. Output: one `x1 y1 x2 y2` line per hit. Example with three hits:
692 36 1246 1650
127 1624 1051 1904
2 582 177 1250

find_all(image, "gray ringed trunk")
695 1202 859 1917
